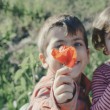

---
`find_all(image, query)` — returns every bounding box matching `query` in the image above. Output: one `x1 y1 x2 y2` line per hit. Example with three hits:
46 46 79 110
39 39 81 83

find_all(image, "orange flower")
51 45 77 68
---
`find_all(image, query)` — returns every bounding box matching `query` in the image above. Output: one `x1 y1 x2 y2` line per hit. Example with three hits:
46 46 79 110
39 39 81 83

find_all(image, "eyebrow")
55 40 64 43
72 37 84 41
55 37 84 43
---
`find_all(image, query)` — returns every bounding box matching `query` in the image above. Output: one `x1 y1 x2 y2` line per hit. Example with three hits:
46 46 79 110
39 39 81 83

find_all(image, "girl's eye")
74 43 82 47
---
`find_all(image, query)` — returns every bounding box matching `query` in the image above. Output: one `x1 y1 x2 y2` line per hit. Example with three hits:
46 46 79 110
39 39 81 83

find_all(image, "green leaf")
14 69 25 82
21 77 26 90
17 92 27 103
29 53 36 69
20 57 29 69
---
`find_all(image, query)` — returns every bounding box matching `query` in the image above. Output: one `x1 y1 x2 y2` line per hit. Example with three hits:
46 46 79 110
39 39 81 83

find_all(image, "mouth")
75 61 80 65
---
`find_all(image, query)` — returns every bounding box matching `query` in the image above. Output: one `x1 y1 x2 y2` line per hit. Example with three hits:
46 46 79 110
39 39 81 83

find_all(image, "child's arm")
27 67 79 110
53 66 79 110
91 70 110 110
53 67 76 103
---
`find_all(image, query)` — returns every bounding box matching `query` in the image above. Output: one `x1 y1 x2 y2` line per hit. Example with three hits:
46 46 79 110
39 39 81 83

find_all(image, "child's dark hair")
92 7 110 54
37 14 88 55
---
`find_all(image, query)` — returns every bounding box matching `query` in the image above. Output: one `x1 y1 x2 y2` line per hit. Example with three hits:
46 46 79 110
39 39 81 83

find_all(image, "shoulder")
35 74 54 90
93 62 110 78
94 62 110 73
30 75 54 100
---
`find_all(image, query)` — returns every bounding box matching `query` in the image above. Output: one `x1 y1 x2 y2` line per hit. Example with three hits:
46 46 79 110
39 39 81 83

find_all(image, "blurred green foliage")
0 0 110 109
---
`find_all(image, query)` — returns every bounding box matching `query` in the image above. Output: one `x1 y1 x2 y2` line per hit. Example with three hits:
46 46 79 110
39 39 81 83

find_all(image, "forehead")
47 26 84 41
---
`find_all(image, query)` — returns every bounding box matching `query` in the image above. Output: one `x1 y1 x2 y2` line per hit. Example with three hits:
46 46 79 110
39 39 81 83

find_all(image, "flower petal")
51 45 77 68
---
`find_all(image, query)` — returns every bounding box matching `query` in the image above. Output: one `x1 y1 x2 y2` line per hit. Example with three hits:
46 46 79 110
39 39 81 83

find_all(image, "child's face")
105 33 110 54
40 26 89 74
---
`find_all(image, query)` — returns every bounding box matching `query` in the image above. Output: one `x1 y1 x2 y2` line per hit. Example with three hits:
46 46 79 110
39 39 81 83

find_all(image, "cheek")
84 52 89 62
81 53 89 72
78 48 87 56
107 43 110 52
80 49 89 63
105 39 110 51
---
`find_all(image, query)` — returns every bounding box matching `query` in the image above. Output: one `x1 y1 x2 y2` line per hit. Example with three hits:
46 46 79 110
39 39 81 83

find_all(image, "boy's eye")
74 43 82 47
55 44 63 49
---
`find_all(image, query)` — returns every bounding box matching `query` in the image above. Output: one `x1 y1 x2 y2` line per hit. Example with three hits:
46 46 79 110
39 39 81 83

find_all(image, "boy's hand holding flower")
51 46 77 103
52 45 81 80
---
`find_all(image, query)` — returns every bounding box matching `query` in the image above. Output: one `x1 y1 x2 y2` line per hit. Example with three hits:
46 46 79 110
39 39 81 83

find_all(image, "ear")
103 48 110 55
39 53 48 69
87 48 90 64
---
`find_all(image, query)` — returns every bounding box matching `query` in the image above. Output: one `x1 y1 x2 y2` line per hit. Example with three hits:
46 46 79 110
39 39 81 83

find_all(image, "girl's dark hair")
92 28 105 50
92 7 110 52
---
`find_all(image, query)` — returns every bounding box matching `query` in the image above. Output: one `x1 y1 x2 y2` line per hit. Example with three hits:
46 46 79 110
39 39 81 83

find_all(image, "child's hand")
53 67 76 104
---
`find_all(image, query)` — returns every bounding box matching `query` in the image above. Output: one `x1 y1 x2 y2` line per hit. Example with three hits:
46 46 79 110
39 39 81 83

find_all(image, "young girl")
27 14 91 110
91 7 110 110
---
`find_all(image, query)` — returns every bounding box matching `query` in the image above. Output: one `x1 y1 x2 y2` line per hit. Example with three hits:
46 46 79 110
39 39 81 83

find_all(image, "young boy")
28 14 91 110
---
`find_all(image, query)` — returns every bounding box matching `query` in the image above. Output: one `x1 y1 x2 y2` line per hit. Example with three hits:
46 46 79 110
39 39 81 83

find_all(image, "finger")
57 92 73 103
53 75 73 89
54 84 74 96
55 66 72 78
